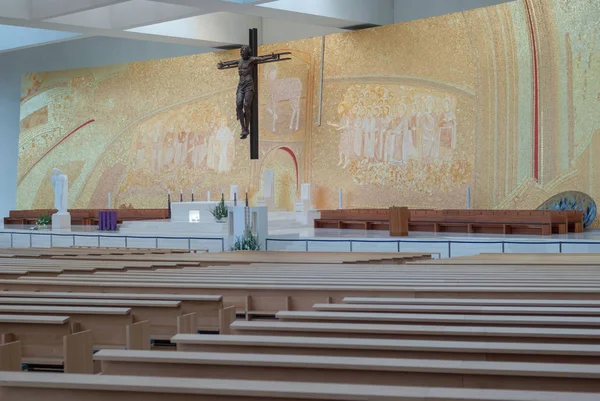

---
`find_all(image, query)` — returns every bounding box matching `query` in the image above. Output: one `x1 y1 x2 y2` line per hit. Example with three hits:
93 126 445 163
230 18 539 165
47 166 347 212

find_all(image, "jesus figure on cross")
217 45 291 140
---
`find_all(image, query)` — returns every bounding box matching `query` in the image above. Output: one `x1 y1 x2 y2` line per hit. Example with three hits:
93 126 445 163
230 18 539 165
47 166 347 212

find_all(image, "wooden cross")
217 28 291 160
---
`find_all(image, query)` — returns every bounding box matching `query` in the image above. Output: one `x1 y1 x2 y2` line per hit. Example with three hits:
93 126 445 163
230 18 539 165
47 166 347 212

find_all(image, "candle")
207 191 211 201
180 188 182 194
192 188 194 194
466 186 471 210
168 189 171 195
108 192 111 208
338 189 343 210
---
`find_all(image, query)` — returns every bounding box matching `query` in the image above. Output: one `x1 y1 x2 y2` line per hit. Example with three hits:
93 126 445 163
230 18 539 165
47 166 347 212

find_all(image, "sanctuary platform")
1 215 599 257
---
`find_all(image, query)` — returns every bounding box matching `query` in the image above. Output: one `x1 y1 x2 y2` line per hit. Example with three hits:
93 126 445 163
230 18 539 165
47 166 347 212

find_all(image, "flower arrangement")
36 213 51 227
210 194 228 222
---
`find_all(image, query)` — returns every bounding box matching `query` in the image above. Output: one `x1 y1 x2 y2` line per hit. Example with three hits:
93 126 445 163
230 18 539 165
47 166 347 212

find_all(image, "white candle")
338 189 343 209
466 186 471 210
108 192 111 208
192 188 194 194
246 188 248 194
168 189 170 195
207 191 211 201
180 188 182 195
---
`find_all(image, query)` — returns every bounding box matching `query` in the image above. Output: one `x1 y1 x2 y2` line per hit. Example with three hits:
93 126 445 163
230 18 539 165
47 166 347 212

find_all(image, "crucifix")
217 28 291 159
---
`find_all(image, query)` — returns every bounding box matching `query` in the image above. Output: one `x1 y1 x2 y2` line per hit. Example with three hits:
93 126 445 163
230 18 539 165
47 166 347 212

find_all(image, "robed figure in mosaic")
217 45 291 140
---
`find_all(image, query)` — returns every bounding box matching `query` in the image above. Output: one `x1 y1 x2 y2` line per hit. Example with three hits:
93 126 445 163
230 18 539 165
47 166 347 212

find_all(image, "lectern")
389 207 409 237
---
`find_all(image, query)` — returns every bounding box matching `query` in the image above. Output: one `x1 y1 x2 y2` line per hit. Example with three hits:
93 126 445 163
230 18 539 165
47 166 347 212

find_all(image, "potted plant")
231 229 261 251
36 213 51 229
210 194 228 223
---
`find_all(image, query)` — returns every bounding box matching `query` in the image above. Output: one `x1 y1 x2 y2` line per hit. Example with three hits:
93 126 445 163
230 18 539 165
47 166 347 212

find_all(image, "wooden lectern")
389 207 409 236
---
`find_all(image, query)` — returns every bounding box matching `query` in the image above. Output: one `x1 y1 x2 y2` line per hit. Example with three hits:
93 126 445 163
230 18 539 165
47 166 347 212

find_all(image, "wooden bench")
0 298 181 340
230 321 600 344
315 209 578 235
94 348 600 392
48 272 600 287
276 311 600 328
0 315 92 373
0 305 148 350
3 279 600 318
2 373 598 401
343 297 600 307
313 303 600 316
0 291 233 334
48 251 430 265
3 209 169 226
172 333 600 364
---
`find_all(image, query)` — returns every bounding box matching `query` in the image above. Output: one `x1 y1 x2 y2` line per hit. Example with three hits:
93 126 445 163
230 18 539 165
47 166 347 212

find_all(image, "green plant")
36 214 51 226
210 195 228 221
230 229 261 251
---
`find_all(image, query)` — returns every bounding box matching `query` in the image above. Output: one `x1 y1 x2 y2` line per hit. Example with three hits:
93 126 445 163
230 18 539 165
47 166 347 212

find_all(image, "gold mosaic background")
17 0 600 217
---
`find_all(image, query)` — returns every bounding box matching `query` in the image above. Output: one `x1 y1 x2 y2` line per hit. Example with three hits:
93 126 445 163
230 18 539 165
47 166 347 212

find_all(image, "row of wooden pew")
0 248 599 400
315 208 585 235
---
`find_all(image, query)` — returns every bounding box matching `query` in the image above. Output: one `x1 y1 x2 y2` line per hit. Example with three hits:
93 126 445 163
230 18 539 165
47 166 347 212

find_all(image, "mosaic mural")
17 0 600 224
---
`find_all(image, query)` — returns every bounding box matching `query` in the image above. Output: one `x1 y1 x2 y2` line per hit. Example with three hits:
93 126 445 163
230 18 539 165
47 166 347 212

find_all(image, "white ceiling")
0 0 514 53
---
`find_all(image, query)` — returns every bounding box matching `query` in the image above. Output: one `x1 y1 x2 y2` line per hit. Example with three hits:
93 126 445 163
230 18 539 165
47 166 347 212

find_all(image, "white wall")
393 0 514 23
0 36 211 220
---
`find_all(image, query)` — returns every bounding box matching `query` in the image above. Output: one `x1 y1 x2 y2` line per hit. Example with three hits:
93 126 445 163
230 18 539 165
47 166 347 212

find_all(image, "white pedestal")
296 210 320 226
228 206 268 250
52 212 71 231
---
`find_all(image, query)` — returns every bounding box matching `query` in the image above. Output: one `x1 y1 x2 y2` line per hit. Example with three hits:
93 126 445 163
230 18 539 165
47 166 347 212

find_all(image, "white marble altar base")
171 201 234 223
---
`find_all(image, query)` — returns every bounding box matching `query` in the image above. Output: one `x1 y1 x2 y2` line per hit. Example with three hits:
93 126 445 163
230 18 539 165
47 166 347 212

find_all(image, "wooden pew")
3 208 169 226
0 315 92 373
313 303 600 316
230 321 600 344
315 209 583 235
47 251 431 265
275 311 600 328
0 298 181 340
0 291 233 334
45 273 600 287
2 373 598 401
94 348 600 392
343 297 600 307
3 279 600 318
0 305 148 350
172 333 600 364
